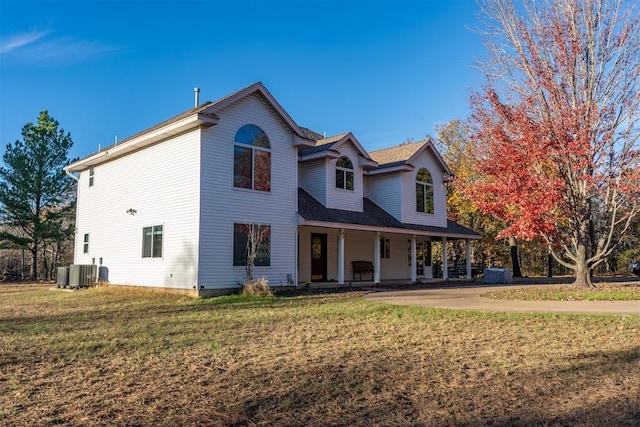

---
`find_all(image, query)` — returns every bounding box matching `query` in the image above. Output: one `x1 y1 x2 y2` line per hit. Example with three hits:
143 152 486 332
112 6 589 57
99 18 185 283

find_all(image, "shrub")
617 248 640 273
241 278 273 297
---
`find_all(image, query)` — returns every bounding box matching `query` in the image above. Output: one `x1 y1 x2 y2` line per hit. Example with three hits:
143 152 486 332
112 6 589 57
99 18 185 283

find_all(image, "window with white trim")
142 225 163 258
416 168 434 214
89 167 95 187
233 223 271 266
233 125 271 191
335 156 354 190
83 233 89 254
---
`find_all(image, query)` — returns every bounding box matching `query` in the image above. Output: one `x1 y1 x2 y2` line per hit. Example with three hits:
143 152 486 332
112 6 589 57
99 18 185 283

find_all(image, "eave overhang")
293 134 316 148
65 112 219 172
298 149 341 162
297 216 482 240
365 164 415 175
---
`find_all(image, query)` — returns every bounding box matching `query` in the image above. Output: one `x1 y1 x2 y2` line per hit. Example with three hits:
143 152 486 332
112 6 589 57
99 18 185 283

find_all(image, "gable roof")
203 82 313 144
298 188 481 239
368 138 452 176
369 141 425 166
65 82 315 172
299 132 378 167
300 127 325 141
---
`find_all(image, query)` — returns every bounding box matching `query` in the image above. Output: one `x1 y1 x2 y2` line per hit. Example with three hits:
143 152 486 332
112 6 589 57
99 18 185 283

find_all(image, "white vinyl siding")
325 143 363 212
400 151 448 227
342 230 375 280
74 128 201 289
364 172 403 221
198 93 298 289
299 159 326 206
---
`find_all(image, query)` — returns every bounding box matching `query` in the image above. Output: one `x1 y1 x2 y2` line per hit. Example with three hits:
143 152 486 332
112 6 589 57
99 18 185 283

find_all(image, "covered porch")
297 225 480 286
296 189 482 286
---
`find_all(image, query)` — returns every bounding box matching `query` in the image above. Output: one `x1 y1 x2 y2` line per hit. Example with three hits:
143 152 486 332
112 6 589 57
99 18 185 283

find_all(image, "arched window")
416 168 434 214
233 125 271 191
335 156 354 190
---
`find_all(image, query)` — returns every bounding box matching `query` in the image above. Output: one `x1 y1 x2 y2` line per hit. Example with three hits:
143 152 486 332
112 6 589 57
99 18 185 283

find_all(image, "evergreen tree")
0 111 75 280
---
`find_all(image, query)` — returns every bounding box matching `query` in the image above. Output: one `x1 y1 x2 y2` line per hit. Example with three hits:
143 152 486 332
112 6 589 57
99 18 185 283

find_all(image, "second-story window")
233 124 271 192
416 167 434 214
89 167 95 187
335 156 354 190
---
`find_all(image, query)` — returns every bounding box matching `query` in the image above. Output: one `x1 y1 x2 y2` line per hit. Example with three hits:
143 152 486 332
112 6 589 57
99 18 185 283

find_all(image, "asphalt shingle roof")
300 127 325 141
298 188 481 238
298 188 403 228
299 133 349 156
368 141 426 166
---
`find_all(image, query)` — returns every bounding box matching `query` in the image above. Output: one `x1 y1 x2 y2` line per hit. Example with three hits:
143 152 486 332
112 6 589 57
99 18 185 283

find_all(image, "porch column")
410 235 417 282
338 229 345 285
465 239 472 279
442 237 448 280
374 232 381 283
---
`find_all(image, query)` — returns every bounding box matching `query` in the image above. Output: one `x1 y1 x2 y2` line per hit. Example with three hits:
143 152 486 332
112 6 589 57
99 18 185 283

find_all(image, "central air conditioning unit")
69 264 97 288
57 266 70 288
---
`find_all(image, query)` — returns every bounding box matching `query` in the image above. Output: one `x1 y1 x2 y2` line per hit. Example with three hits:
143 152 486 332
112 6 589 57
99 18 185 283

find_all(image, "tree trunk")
574 261 592 287
43 248 49 281
547 252 553 278
30 244 38 281
508 236 523 277
21 249 26 280
573 238 593 287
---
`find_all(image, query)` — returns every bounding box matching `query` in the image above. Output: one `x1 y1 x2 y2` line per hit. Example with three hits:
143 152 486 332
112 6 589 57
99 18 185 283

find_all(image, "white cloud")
0 27 122 63
0 28 52 54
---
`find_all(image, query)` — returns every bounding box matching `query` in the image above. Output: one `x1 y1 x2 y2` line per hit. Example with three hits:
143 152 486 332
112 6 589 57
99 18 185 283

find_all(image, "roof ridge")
368 139 430 165
101 100 216 151
368 139 428 155
316 132 349 145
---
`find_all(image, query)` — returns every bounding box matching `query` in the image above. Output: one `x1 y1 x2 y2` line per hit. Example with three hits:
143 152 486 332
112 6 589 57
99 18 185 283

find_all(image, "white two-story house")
65 82 480 296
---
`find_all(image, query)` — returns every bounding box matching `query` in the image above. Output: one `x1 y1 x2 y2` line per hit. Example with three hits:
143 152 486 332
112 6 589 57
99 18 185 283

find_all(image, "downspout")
65 168 79 182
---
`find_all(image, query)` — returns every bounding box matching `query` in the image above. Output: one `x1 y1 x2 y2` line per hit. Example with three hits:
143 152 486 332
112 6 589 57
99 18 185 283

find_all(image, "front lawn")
1 284 638 426
483 282 640 301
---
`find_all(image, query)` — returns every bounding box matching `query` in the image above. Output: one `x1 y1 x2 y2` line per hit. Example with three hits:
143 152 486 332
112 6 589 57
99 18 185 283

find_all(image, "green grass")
483 283 640 301
1 284 639 426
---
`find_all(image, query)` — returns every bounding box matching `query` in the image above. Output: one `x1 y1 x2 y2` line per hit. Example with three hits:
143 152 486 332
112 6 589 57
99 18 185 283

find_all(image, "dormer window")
416 168 434 214
233 124 271 192
335 156 354 190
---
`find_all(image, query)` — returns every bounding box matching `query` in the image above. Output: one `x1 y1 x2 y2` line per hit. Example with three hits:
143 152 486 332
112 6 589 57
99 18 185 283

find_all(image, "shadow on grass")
1 285 639 425
228 345 640 426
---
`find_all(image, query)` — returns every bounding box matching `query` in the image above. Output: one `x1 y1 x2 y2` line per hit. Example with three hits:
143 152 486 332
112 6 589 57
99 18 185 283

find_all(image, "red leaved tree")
462 0 640 287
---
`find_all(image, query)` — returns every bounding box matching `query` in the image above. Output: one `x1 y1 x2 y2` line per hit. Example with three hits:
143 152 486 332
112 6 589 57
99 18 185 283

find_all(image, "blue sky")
1 0 486 161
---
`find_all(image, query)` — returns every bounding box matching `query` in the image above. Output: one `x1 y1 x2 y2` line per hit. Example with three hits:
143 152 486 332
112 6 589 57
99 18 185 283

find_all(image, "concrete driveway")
364 283 640 316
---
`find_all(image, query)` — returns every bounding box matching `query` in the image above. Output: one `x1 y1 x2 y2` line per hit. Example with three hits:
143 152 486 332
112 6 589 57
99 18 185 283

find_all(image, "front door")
311 233 327 281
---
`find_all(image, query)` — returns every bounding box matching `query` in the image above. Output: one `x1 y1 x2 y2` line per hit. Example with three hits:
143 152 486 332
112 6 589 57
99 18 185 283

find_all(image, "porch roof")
297 188 481 239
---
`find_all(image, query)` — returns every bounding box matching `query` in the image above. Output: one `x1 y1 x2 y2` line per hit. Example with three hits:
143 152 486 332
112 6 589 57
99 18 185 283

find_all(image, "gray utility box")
69 264 97 288
57 267 70 288
483 268 513 284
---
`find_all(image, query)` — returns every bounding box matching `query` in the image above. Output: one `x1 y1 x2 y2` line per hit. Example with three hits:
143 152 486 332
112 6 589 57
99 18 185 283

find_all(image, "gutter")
65 168 79 181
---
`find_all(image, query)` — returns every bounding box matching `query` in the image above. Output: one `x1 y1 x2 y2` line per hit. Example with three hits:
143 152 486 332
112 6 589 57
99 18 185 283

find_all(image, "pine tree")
0 111 75 280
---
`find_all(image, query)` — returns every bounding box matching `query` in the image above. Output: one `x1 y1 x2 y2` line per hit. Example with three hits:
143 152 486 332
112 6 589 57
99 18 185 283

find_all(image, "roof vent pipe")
194 87 200 107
